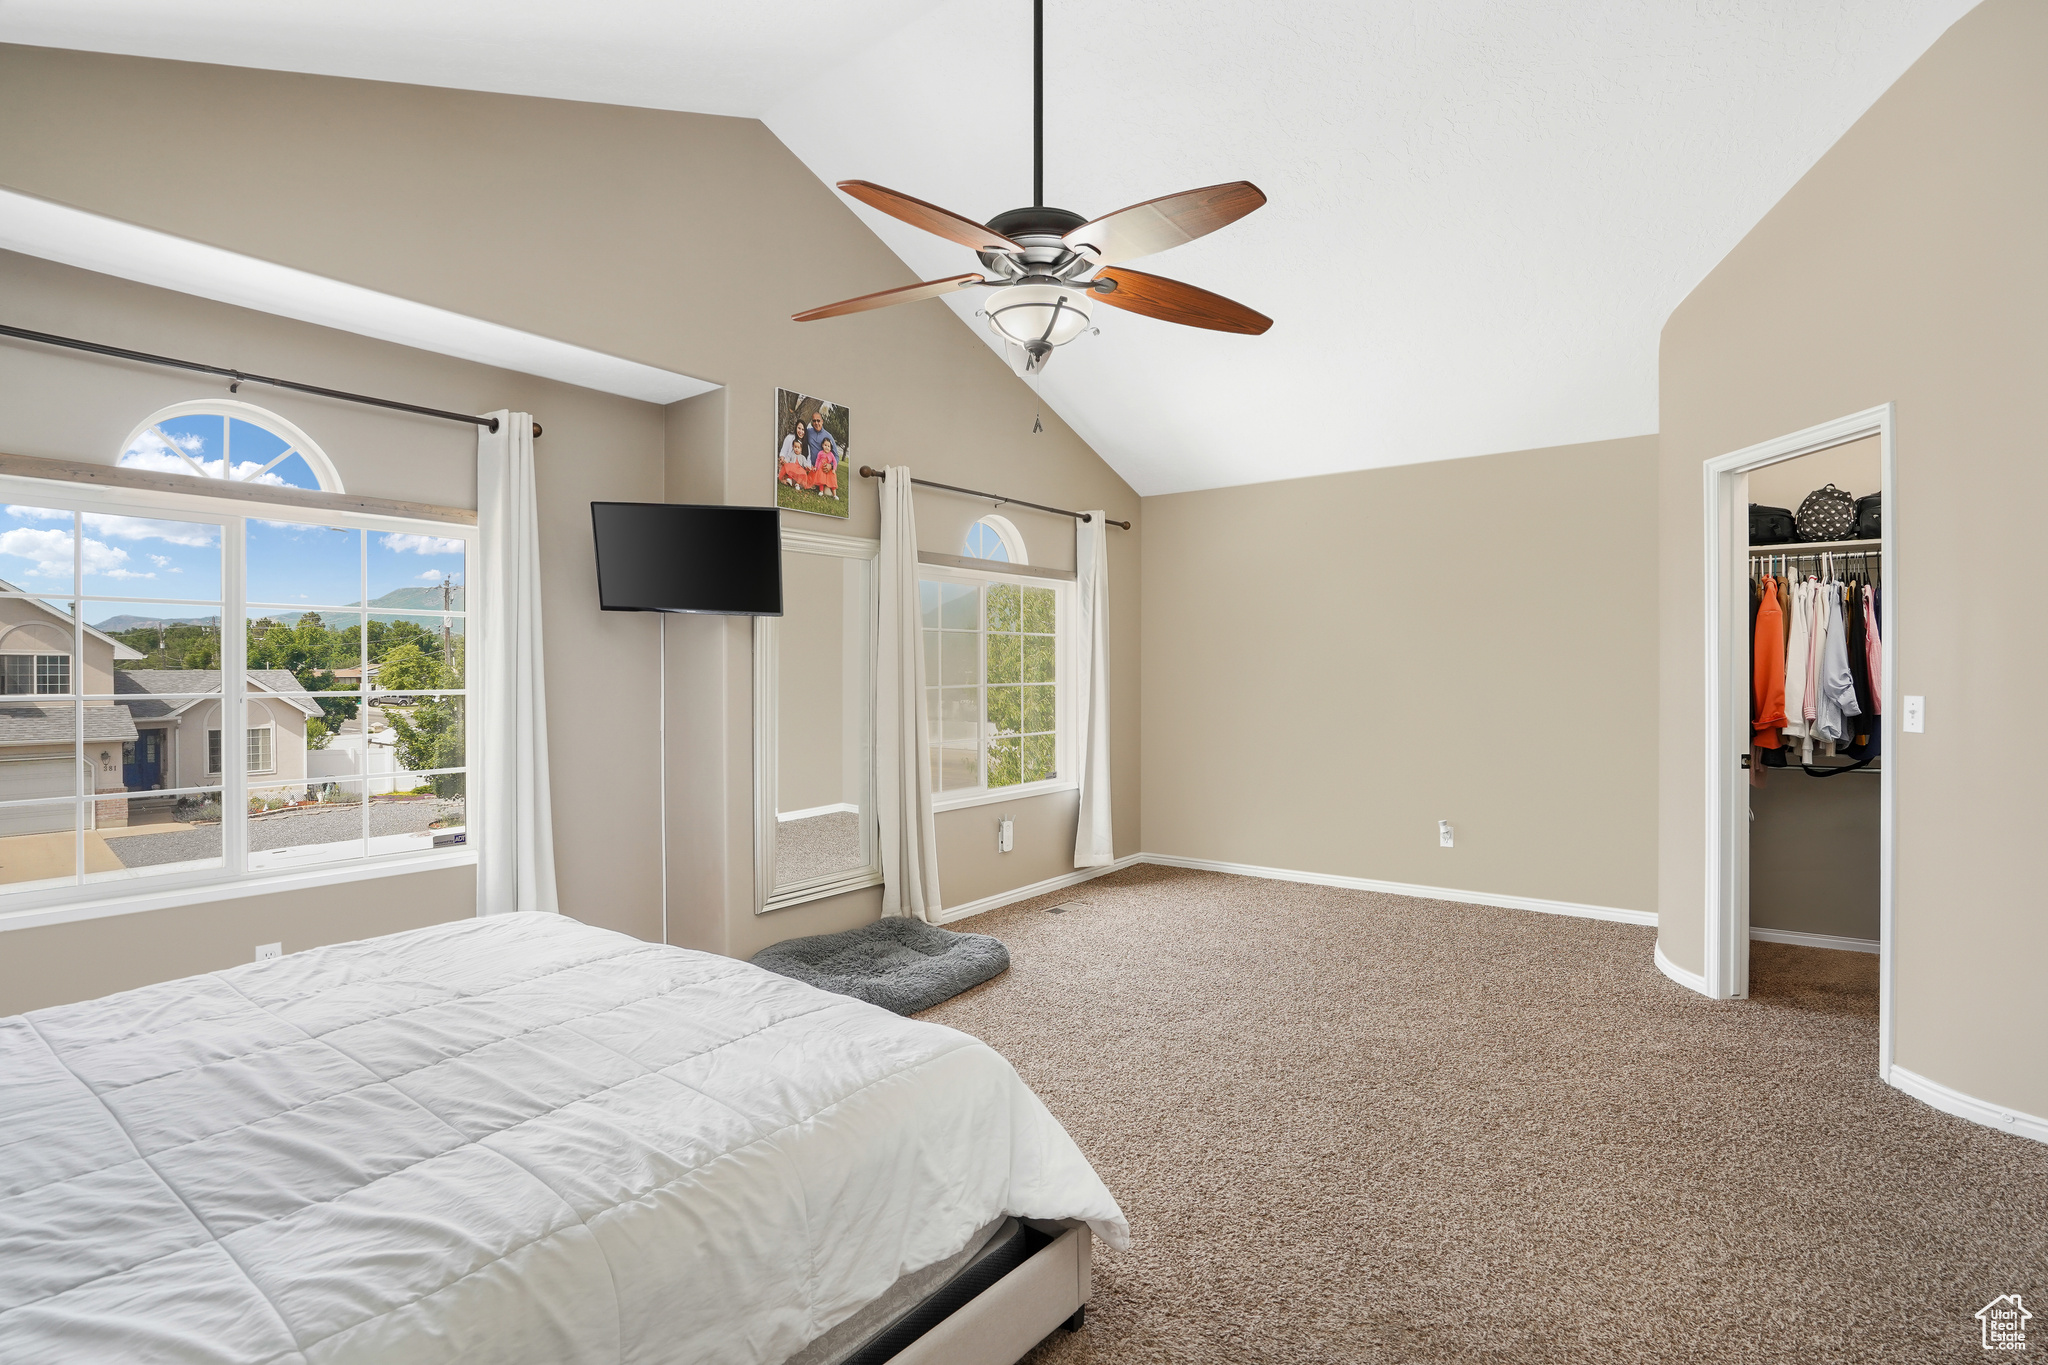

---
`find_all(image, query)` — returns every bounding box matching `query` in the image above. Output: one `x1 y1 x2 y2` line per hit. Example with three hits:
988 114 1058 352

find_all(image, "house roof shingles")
114 670 322 717
0 706 137 745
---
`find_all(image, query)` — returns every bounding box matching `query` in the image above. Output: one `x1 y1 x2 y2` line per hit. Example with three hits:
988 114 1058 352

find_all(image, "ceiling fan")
792 0 1271 375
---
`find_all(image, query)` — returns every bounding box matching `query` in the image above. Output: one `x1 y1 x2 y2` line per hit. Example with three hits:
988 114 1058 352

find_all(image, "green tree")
375 642 445 691
388 698 464 797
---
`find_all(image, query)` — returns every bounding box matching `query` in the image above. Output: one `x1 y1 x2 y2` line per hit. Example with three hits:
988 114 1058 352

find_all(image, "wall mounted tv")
590 502 783 616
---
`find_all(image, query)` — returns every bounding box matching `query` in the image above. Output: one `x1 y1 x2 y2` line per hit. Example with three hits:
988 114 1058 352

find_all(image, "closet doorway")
1700 405 1895 1069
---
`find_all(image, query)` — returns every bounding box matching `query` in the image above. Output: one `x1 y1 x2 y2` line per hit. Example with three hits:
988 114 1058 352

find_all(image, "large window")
920 570 1067 805
0 405 472 920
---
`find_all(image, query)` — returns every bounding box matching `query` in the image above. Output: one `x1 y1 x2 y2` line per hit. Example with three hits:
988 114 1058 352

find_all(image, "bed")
0 913 1127 1364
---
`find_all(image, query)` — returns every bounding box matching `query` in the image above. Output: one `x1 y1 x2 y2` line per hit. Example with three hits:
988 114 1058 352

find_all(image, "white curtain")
876 466 943 920
476 411 560 915
1072 512 1114 867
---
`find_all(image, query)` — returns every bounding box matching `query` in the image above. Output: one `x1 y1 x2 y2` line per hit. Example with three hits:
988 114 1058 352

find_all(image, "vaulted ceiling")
0 1 1976 493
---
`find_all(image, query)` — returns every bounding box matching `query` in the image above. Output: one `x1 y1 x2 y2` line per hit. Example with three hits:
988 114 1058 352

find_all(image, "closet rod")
856 465 1130 529
0 323 542 438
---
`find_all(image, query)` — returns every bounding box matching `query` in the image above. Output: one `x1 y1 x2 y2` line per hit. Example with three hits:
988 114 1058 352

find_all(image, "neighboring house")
0 594 319 833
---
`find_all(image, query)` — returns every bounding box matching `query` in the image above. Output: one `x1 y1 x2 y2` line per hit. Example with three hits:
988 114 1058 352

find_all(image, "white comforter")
0 914 1126 1364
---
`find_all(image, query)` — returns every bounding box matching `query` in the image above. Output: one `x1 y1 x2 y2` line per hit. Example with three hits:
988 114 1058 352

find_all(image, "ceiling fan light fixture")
984 282 1094 350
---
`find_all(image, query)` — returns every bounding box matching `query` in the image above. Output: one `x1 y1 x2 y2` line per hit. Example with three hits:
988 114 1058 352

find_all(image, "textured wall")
1658 0 2048 1117
1140 436 1660 913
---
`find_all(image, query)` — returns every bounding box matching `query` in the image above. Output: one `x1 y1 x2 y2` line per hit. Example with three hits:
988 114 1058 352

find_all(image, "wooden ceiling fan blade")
793 274 985 321
837 181 1024 253
1091 267 1272 335
1063 181 1266 266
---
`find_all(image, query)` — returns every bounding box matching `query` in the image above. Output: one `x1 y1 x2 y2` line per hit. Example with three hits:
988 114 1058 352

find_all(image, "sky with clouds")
0 415 465 622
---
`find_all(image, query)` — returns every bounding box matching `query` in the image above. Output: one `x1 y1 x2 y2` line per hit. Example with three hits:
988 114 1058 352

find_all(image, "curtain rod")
0 323 542 438
856 465 1130 529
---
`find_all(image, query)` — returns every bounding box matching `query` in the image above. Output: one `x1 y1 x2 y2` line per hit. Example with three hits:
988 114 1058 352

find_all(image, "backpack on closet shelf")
1855 492 1881 539
1749 504 1795 545
1794 483 1857 541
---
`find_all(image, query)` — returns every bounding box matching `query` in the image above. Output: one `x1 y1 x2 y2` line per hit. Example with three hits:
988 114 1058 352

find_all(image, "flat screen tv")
591 502 783 615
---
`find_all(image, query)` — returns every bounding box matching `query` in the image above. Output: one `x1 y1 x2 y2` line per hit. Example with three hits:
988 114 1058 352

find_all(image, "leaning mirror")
754 528 879 911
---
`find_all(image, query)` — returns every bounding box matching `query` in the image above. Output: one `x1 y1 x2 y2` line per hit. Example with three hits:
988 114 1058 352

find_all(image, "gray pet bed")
751 918 1010 1015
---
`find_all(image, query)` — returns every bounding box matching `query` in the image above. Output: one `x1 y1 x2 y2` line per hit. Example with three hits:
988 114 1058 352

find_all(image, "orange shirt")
1752 575 1788 747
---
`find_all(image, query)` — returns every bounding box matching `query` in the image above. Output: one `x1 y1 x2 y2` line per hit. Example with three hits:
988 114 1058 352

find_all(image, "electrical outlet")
997 816 1014 853
1902 695 1924 733
1439 820 1454 848
254 942 282 962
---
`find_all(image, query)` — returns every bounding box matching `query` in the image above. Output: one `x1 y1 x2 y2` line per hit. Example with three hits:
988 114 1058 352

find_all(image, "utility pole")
440 576 454 677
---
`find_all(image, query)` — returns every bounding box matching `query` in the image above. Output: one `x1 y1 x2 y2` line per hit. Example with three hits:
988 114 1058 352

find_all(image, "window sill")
932 780 1078 813
0 848 478 934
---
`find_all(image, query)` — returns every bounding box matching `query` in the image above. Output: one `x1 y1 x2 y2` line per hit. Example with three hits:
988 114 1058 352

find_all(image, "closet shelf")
1749 538 1881 553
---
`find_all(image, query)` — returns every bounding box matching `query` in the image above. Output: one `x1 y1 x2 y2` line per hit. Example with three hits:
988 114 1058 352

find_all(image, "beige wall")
1141 436 1659 912
0 248 666 1012
0 45 1140 985
1658 0 2047 1115
1746 435 1880 518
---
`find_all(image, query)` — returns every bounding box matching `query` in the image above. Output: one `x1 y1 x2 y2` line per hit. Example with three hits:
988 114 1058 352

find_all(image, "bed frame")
884 1220 1092 1365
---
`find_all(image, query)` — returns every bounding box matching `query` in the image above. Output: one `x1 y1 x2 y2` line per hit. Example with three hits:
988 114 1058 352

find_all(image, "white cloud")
417 569 442 580
0 529 152 581
118 430 290 487
381 533 464 557
148 555 171 568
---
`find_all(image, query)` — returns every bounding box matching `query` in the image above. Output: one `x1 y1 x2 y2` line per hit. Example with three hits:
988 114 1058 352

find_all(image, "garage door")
0 759 85 836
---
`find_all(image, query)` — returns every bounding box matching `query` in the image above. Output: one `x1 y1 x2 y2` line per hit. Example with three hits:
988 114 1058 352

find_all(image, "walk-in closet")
1747 437 1882 948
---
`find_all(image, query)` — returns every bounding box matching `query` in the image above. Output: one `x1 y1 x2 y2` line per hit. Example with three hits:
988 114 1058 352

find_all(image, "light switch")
1902 695 1924 733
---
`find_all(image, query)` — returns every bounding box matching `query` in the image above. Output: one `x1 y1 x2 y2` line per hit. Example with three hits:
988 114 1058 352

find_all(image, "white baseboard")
1138 853 1657 926
935 854 1147 925
1654 940 1712 996
1888 1064 2048 1146
1750 926 1880 954
777 802 859 823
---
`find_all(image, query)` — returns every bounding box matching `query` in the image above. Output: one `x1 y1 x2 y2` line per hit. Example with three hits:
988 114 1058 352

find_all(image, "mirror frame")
753 525 881 913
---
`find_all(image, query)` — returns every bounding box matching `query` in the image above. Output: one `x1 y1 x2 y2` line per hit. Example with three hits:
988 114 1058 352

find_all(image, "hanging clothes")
1863 584 1882 711
1782 576 1812 749
1816 581 1861 745
1752 574 1787 748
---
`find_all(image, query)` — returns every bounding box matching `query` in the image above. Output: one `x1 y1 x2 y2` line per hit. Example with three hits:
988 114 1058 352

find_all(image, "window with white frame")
920 569 1065 800
963 515 1024 564
0 402 472 917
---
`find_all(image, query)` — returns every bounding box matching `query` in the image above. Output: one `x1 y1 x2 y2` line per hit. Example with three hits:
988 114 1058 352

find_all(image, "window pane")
0 702 84 804
939 631 979 688
247 727 274 775
919 581 941 631
0 506 80 597
986 582 1020 632
246 521 362 609
248 778 364 870
1021 585 1056 634
379 696 466 778
987 685 1021 735
922 630 939 686
225 419 311 486
987 737 1021 788
1021 684 1055 735
1022 635 1056 684
77 513 223 601
89 601 224 673
120 415 222 477
1022 732 1057 783
938 582 977 631
371 773 466 857
985 632 1020 684
940 746 979 791
369 613 464 689
0 800 79 892
0 656 35 696
368 531 465 609
87 793 224 883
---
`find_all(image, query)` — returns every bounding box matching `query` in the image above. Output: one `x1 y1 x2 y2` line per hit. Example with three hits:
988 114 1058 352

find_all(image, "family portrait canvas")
775 389 851 519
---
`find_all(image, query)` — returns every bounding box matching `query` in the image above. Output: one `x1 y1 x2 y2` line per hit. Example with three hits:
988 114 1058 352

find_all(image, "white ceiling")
0 0 1976 495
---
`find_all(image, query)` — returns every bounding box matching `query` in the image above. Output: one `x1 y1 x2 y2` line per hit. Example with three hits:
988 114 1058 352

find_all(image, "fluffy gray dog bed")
750 918 1009 1015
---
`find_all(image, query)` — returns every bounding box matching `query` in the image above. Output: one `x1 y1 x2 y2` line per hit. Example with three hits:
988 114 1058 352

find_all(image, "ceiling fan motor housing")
980 205 1098 369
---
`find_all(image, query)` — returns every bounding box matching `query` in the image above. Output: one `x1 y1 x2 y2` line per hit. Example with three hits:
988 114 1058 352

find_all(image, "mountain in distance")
363 585 464 611
93 614 221 633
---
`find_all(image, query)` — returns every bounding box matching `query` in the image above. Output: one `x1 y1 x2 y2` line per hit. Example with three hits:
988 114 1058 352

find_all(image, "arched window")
117 400 345 493
964 515 1025 565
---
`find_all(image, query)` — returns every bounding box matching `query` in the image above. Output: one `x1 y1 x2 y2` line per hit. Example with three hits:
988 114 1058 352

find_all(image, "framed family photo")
775 388 851 520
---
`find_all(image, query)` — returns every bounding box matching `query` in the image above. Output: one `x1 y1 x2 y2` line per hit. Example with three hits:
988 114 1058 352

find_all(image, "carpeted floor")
918 865 2048 1364
775 811 864 884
